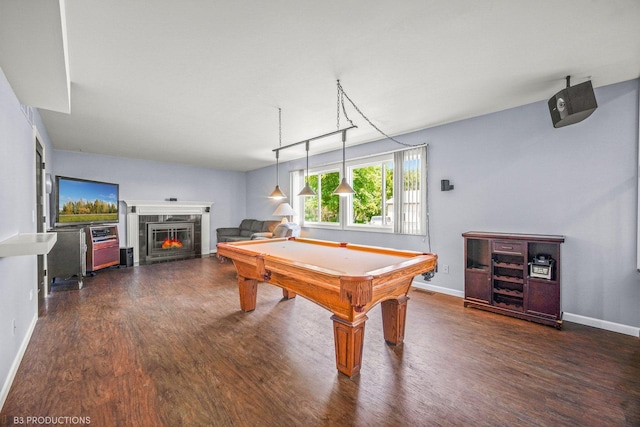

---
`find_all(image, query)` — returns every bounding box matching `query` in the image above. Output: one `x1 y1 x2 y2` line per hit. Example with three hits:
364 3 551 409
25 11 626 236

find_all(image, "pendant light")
333 81 355 196
297 141 316 196
269 108 287 199
333 130 355 196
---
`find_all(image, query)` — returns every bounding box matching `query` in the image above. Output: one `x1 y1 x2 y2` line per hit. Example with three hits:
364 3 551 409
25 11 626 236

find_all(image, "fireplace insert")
144 219 197 264
139 215 201 265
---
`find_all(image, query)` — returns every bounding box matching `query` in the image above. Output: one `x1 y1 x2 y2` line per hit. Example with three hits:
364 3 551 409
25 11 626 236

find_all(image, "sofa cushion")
216 227 239 237
220 235 253 243
239 219 256 231
249 220 265 233
237 219 256 237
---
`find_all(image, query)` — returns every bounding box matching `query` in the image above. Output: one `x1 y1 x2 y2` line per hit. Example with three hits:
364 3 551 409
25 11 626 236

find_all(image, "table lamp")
273 202 295 223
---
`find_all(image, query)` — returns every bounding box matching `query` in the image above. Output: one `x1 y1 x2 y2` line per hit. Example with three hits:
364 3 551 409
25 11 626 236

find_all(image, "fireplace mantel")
123 200 213 265
123 200 213 215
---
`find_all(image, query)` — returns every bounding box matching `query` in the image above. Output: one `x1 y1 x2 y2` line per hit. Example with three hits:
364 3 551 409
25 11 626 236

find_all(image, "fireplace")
123 200 213 266
136 214 201 265
146 221 196 264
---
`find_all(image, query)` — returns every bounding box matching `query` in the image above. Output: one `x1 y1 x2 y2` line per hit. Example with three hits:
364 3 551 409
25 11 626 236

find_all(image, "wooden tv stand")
85 225 120 272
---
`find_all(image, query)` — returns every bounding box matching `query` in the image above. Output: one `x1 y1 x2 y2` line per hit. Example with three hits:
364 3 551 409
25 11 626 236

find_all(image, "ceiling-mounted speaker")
548 79 597 128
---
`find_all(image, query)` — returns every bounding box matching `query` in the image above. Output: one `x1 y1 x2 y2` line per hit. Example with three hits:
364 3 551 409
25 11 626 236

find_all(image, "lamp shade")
273 202 296 217
333 177 355 196
268 185 286 199
297 182 316 197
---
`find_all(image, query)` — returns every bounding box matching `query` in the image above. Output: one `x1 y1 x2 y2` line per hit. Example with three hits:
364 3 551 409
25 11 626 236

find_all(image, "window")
392 146 426 235
293 145 427 235
348 155 394 228
302 168 341 225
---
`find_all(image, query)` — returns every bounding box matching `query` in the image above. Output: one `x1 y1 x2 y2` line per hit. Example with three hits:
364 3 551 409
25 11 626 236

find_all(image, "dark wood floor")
2 257 639 426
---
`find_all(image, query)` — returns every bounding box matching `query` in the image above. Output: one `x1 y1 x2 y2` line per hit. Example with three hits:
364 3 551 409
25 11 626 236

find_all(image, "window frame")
298 165 343 229
292 146 427 236
344 153 394 233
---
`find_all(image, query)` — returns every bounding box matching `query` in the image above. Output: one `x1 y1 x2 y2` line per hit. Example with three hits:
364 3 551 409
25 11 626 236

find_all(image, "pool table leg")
331 315 367 377
282 289 296 299
237 276 258 312
381 296 409 345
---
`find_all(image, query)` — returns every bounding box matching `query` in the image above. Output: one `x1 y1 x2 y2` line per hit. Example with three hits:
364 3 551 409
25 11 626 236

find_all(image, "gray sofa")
216 219 280 243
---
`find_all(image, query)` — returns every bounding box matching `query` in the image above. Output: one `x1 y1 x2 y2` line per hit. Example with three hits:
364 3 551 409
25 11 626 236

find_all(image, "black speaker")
120 247 134 267
548 80 597 128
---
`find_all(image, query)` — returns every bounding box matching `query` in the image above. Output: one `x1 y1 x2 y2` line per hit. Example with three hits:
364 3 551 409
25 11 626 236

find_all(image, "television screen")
55 176 119 226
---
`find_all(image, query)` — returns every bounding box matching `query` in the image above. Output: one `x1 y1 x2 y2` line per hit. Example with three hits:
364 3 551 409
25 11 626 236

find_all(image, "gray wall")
0 69 54 406
51 151 247 251
247 79 640 330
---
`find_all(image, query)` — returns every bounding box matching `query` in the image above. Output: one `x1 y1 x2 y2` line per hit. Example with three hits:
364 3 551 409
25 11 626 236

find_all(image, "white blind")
393 145 427 235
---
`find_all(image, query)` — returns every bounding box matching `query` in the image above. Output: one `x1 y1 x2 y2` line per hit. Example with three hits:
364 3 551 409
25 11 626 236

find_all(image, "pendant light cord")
337 80 423 148
336 80 431 252
276 107 281 183
278 107 282 148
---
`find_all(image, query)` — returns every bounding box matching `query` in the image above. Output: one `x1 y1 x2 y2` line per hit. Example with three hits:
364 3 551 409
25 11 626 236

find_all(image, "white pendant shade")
269 185 286 199
333 177 355 196
272 202 295 216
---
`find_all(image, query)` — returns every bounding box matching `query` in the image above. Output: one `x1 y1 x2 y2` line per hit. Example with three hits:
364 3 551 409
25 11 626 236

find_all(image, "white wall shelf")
0 233 57 257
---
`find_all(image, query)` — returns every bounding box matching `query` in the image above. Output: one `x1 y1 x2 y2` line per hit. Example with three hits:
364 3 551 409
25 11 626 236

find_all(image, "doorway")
35 137 46 316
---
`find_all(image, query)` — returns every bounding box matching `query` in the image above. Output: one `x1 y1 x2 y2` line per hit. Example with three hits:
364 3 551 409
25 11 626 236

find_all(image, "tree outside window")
351 161 393 225
304 171 340 223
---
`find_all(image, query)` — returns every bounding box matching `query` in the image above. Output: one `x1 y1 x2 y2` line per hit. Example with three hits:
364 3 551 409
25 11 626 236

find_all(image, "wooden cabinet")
462 231 564 328
86 225 120 272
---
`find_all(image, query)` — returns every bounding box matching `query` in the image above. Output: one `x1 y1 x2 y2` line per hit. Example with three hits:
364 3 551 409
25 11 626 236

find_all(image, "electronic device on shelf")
529 254 554 280
91 228 113 238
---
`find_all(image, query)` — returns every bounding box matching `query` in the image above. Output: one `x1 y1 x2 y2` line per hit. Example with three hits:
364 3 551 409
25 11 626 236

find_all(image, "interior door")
36 139 46 316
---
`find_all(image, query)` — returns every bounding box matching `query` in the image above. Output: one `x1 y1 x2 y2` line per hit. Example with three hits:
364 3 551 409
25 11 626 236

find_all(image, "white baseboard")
0 312 38 411
562 312 640 337
412 280 464 298
412 280 639 338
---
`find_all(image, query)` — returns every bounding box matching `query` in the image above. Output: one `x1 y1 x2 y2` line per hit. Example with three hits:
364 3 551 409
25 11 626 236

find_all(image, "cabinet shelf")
493 261 523 270
494 300 524 311
493 287 523 298
494 275 524 284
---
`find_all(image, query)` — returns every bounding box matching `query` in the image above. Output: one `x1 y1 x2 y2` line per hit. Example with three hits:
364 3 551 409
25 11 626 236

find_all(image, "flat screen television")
54 176 119 227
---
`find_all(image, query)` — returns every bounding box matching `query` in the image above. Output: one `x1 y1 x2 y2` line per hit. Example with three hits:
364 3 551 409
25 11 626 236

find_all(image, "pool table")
216 237 438 377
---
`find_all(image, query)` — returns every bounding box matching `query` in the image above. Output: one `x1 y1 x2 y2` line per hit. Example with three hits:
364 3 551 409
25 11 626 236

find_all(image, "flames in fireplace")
161 238 183 249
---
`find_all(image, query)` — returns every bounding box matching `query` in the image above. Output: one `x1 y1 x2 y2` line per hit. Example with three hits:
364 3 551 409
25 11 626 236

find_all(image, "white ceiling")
2 1 640 171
